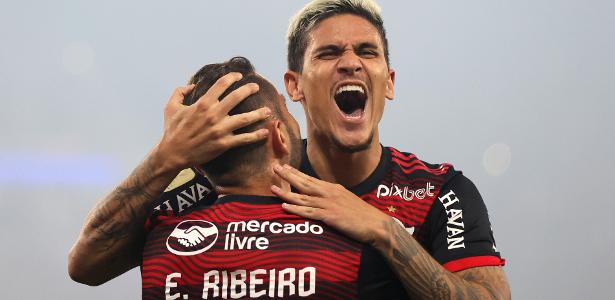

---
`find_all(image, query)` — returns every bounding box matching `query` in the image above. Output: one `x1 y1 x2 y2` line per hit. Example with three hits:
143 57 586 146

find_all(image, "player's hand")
271 163 391 246
156 73 272 171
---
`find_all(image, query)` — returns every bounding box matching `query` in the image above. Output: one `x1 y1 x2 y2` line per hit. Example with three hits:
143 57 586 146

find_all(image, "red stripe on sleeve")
443 256 506 273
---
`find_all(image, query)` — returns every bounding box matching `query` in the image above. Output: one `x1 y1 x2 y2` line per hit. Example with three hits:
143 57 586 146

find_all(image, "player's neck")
217 184 274 197
307 133 382 188
215 166 289 197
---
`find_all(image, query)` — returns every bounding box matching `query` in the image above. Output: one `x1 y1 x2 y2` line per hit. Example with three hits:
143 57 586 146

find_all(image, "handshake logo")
166 220 219 256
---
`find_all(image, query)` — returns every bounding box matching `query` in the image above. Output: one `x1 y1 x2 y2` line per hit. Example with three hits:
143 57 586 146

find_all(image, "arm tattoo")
381 218 511 299
69 149 179 284
88 157 161 251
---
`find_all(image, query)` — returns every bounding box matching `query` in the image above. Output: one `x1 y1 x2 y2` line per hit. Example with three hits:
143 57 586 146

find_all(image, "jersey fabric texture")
143 143 505 299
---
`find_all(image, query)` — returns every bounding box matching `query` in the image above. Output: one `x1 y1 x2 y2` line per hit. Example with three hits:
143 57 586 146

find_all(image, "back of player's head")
286 0 389 73
183 57 285 186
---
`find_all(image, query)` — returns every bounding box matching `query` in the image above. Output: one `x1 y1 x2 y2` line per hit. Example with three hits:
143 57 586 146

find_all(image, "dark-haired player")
141 57 366 299
68 60 273 286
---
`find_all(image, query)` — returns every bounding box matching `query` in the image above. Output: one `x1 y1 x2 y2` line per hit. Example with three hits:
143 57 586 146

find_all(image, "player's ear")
284 71 304 102
385 69 395 100
271 119 290 158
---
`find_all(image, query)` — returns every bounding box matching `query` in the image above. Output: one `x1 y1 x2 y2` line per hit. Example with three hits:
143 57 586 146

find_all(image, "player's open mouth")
334 84 367 119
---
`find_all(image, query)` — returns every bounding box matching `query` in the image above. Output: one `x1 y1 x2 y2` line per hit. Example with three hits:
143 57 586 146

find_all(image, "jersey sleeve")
424 173 505 272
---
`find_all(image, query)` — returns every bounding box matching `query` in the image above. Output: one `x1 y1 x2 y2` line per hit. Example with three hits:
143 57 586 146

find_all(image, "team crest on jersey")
166 220 219 256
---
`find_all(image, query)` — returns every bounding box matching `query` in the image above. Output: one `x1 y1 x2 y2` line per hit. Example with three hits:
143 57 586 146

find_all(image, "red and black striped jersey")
145 144 505 299
142 195 361 299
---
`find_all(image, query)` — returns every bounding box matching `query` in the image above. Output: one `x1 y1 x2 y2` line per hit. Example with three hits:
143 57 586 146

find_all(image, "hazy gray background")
1 0 613 299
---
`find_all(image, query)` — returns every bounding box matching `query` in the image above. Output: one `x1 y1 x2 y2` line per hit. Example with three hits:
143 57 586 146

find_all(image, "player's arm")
272 164 510 299
68 73 271 286
379 217 510 299
67 146 179 286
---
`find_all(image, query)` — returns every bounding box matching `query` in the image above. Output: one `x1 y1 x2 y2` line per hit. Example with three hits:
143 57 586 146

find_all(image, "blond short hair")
286 0 389 72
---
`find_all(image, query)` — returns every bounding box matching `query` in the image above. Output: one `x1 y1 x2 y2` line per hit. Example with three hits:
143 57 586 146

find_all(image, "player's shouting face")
285 14 395 152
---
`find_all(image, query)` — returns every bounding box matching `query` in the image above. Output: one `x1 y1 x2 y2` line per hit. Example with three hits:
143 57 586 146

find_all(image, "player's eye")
358 49 378 58
316 51 339 60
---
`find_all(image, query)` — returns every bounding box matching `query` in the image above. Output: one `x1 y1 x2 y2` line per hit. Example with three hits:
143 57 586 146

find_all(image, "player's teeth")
336 85 364 95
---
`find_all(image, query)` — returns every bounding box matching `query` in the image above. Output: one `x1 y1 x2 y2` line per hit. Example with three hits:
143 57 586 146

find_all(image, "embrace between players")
69 1 510 299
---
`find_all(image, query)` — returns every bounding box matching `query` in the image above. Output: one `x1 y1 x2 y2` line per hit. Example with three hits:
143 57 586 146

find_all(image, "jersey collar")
214 194 283 205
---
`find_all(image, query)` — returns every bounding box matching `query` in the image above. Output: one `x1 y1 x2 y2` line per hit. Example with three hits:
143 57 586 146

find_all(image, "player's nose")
337 52 362 76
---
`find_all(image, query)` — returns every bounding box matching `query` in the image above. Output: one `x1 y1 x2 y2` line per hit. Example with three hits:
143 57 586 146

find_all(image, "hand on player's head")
158 71 271 171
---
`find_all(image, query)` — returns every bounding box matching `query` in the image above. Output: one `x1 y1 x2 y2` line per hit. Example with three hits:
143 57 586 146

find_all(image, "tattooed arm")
379 218 511 299
68 74 270 285
67 148 180 286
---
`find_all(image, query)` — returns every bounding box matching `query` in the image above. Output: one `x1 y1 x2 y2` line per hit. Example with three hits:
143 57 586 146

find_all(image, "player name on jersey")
165 267 316 299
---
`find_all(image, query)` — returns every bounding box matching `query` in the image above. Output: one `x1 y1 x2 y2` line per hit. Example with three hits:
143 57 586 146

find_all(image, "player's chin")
331 131 374 153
